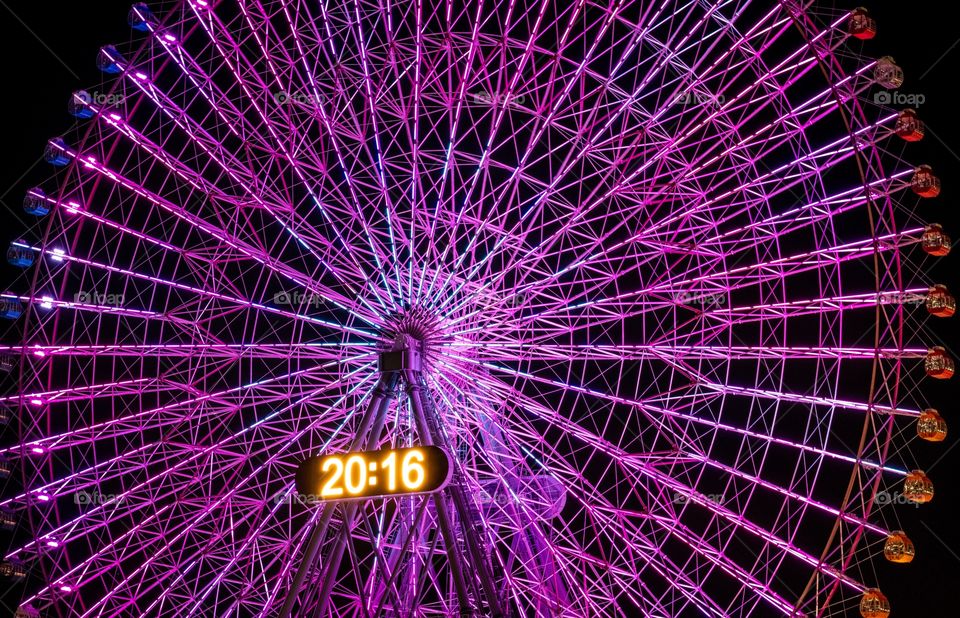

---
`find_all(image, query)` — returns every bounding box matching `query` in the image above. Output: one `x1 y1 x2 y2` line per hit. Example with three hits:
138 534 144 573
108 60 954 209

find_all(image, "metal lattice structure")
0 1 951 616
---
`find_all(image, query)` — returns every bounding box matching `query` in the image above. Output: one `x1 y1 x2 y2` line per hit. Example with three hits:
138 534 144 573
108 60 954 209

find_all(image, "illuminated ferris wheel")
0 1 954 616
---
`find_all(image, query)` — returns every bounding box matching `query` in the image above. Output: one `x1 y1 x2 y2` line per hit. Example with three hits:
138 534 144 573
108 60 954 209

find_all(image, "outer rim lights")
43 137 73 166
50 249 66 263
39 296 54 310
64 200 82 215
97 45 126 74
30 447 44 455
29 399 44 406
68 91 95 119
23 187 49 216
44 539 60 548
7 241 34 268
129 2 159 32
59 585 74 593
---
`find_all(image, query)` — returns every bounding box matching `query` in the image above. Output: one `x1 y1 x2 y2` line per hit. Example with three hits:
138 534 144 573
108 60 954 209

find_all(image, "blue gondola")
43 138 72 166
7 243 34 268
23 188 49 216
128 3 158 31
97 45 126 74
68 91 95 119
0 297 23 320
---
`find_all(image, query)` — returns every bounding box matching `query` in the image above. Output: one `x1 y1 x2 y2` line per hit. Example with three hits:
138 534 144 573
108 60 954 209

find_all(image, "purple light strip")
459 343 929 361
22 244 375 337
496 228 922 331
3 358 372 457
20 362 378 611
434 15 883 316
0 342 374 358
120 19 396 314
435 357 863 607
69 154 376 337
454 356 895 534
89 85 378 325
234 0 399 309
434 357 905 478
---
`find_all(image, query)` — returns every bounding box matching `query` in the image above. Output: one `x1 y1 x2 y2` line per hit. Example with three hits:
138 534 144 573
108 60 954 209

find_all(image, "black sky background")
0 1 956 615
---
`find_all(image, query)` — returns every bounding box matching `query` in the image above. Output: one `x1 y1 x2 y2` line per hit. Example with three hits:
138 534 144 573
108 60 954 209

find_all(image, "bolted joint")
372 371 401 396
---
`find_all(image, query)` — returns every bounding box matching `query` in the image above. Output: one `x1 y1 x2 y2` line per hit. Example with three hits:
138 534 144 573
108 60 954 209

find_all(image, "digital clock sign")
295 446 452 502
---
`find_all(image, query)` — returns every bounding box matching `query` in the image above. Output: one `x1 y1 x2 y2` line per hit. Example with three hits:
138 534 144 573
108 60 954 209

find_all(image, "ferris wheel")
0 1 953 616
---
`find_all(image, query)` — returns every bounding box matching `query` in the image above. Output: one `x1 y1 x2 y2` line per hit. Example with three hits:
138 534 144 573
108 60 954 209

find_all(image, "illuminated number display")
296 446 452 502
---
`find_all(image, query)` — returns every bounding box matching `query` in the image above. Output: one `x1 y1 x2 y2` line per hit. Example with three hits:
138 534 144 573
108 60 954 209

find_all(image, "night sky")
0 1 957 615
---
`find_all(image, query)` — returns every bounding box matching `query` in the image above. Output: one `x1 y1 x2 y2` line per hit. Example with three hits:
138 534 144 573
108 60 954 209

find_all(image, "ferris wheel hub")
378 304 448 358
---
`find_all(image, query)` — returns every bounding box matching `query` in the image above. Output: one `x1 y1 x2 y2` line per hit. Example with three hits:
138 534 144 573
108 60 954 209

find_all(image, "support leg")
279 373 398 618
